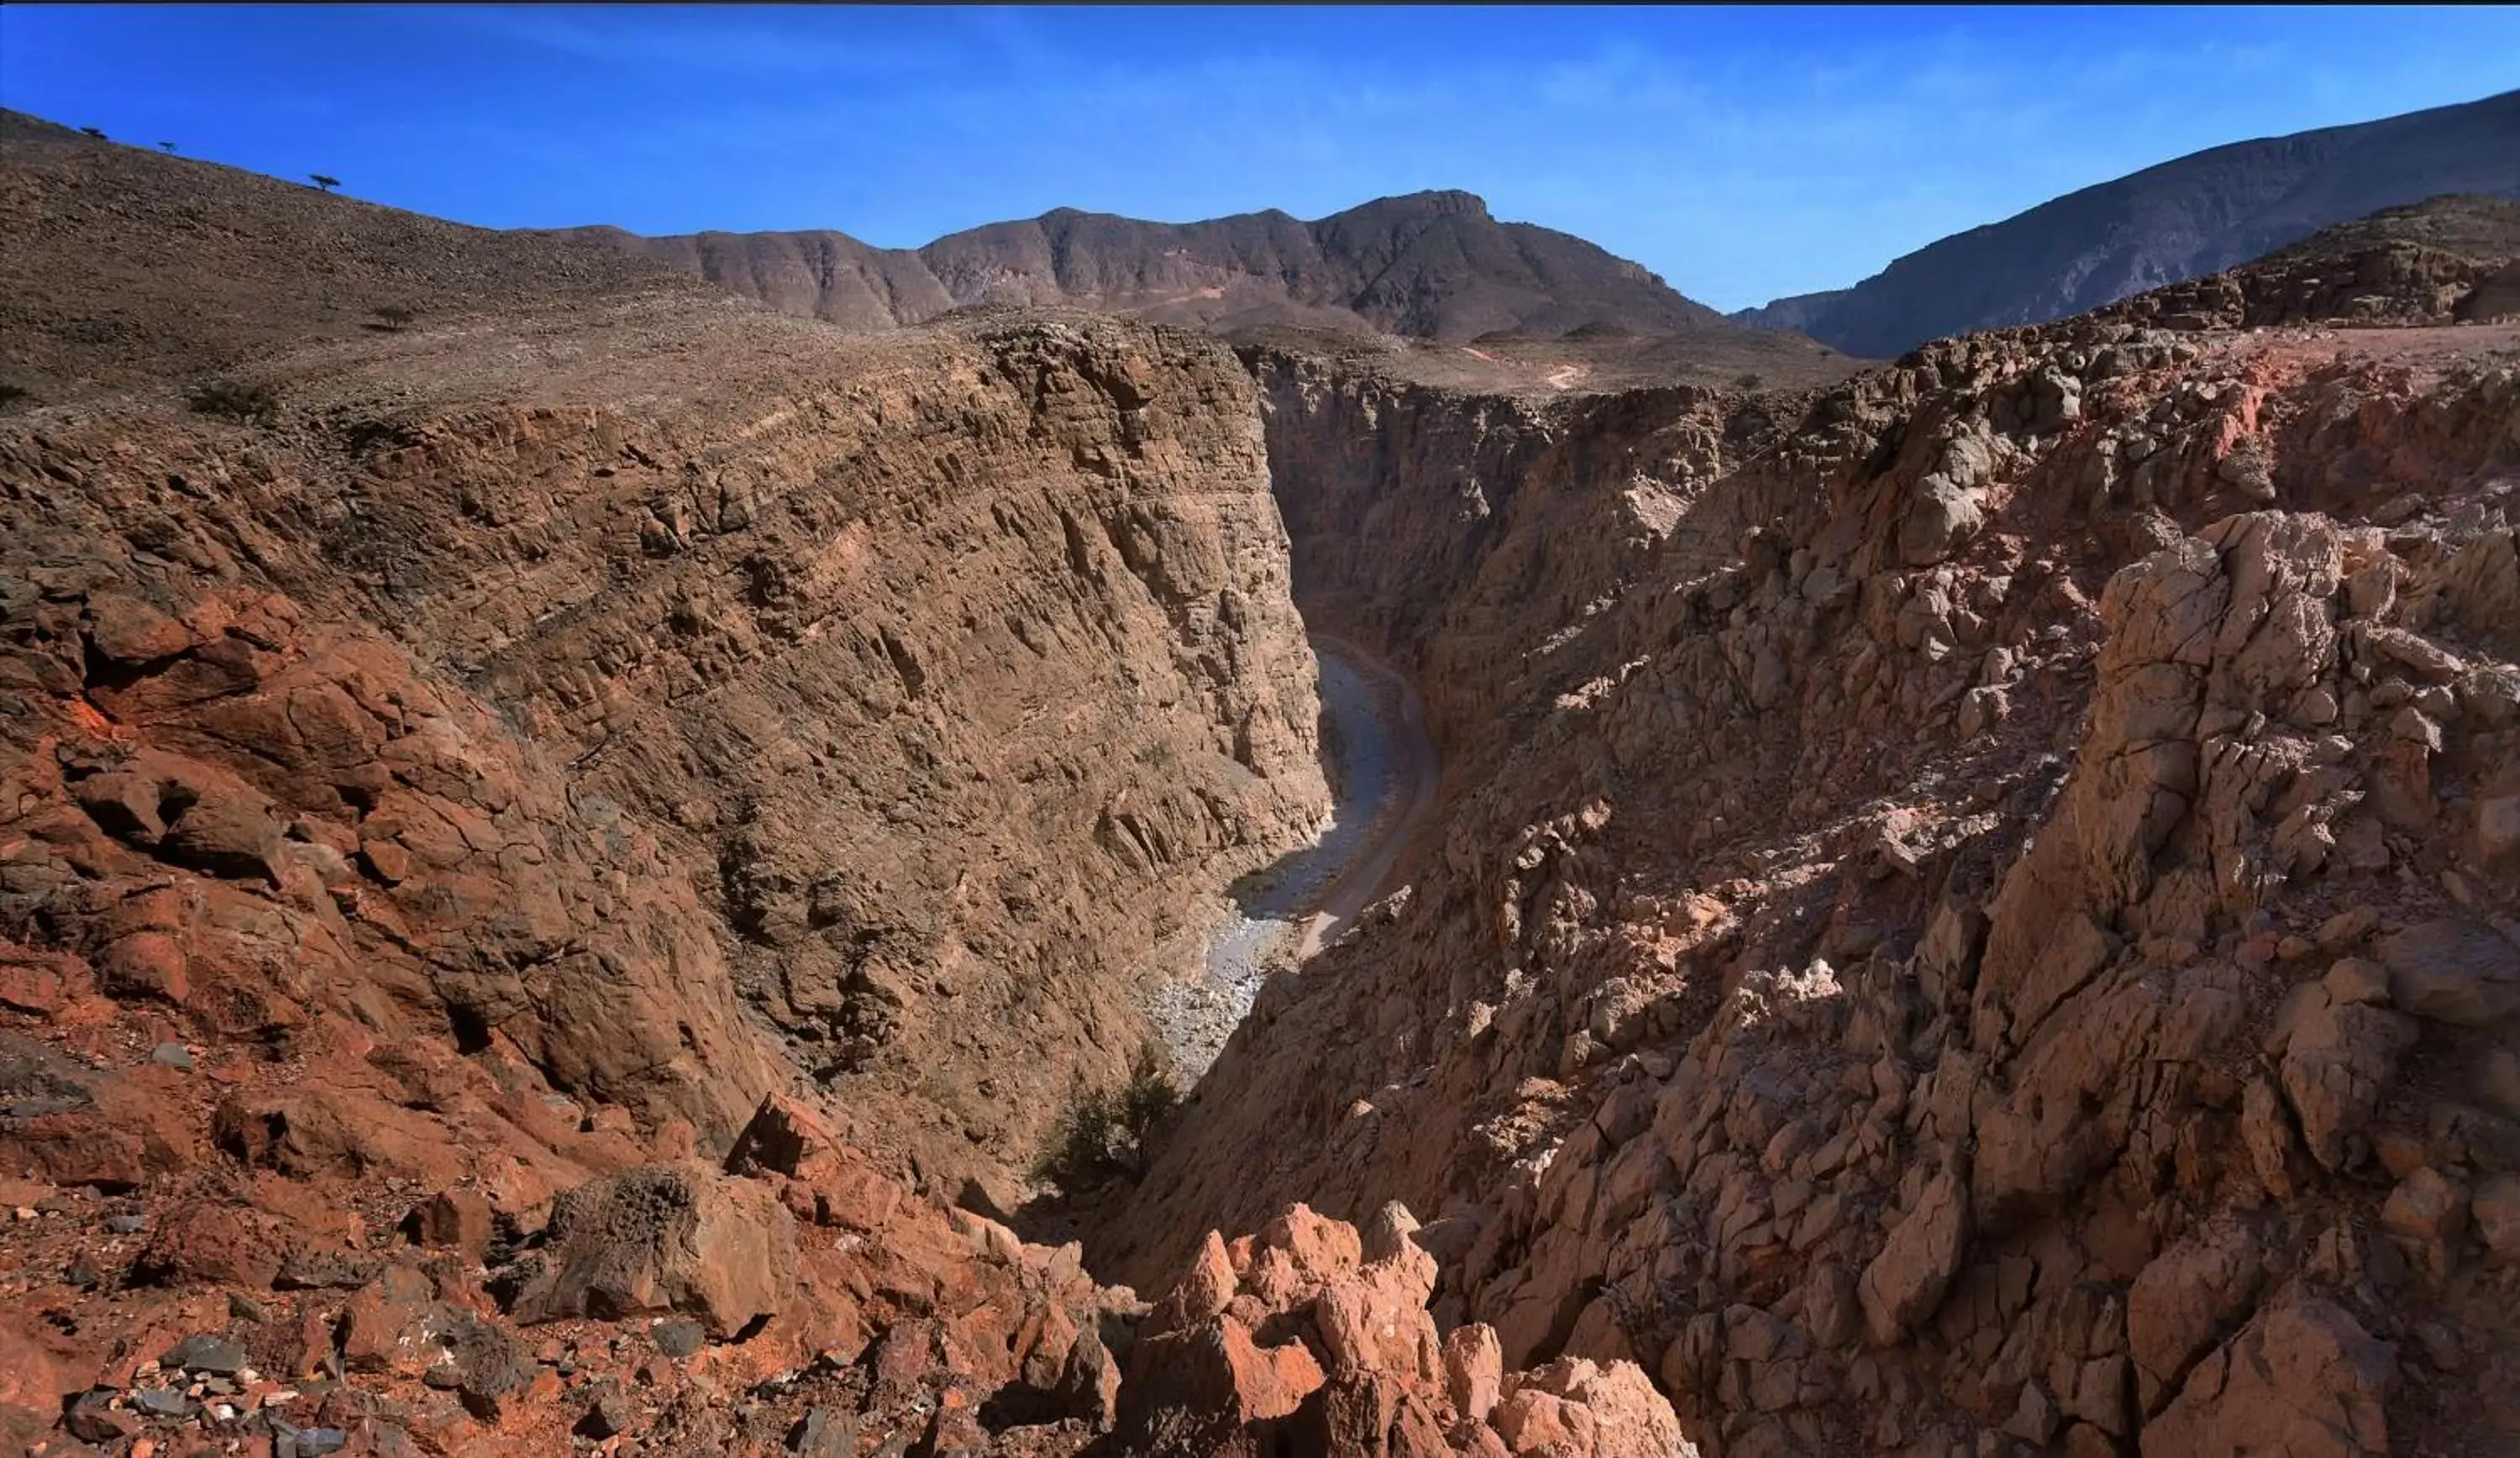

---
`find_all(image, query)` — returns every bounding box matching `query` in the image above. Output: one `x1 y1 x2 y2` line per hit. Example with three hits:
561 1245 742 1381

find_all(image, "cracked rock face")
2 302 1331 1205
1110 260 2520 1456
0 148 1341 1448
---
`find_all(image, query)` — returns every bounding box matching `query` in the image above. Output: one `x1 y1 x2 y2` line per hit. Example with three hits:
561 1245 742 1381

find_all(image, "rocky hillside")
569 190 1732 344
10 94 2520 1458
1106 242 2520 1458
2105 193 2520 333
1738 87 2520 356
0 110 701 401
0 115 1696 1458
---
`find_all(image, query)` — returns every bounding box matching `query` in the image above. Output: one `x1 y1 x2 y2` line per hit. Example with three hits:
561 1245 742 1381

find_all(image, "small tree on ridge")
310 173 341 193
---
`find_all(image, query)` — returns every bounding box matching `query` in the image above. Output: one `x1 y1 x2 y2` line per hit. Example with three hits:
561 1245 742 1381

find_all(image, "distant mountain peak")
1357 189 1492 218
595 188 1730 344
1735 87 2520 355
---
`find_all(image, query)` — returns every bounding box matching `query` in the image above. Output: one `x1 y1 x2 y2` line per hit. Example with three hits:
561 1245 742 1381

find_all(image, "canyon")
3 108 2520 1458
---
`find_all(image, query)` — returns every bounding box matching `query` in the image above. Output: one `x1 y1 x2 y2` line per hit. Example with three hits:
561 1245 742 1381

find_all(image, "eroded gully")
1148 632 1441 1077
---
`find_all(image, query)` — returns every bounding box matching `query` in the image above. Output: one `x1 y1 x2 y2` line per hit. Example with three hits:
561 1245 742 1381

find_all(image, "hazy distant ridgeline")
1737 87 2520 355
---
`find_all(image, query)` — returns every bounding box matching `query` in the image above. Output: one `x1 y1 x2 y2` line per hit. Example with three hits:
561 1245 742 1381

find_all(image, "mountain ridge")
1735 86 2520 355
564 187 1734 343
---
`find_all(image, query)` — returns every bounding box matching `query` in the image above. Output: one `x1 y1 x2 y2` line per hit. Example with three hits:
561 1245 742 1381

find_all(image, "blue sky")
3 5 2513 310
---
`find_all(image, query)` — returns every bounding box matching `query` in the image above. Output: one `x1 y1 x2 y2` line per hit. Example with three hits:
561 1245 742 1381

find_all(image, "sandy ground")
1148 635 1441 1077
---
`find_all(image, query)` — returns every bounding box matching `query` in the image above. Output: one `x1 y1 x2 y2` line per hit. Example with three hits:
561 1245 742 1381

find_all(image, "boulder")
412 1188 495 1261
1495 1356 1691 1458
512 1163 797 1338
2128 1223 2262 1409
2142 1296 2395 1458
1858 1164 1969 1344
2379 1167 2469 1277
129 1200 284 1288
2376 919 2520 1026
1900 477 1984 568
2475 1174 2520 1263
2276 989 2418 1171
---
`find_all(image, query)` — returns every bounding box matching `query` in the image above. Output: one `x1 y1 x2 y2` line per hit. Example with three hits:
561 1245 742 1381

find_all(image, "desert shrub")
1031 1086 1121 1188
80 127 106 140
1733 371 1766 391
158 141 176 153
373 304 417 331
1029 1040 1180 1190
0 383 26 409
310 173 341 193
1117 1041 1181 1133
186 379 279 422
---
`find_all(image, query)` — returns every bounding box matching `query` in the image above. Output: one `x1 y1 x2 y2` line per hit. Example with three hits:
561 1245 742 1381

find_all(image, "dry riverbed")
1148 636 1438 1078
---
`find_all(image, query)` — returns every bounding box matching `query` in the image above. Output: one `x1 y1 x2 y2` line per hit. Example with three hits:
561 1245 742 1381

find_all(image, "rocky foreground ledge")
1 1087 1683 1456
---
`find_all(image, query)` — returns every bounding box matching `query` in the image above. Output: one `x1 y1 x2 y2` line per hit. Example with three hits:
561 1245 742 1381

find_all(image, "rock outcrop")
2105 193 2520 333
1112 253 2520 1456
1119 1202 1691 1457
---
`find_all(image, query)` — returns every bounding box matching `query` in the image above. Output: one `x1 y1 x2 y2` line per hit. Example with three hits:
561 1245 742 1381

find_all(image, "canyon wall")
1120 312 2520 1456
3 301 1329 1204
1242 350 1797 769
2 266 1700 1453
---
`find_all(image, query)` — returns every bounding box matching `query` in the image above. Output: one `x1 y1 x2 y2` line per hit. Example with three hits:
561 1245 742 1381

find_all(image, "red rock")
2143 1296 2397 1458
723 1093 831 1177
412 1189 495 1261
213 1086 465 1188
1496 1358 1685 1458
358 838 412 884
244 1306 339 1378
1444 1324 1504 1425
1492 1387 1588 1455
1260 1204 1362 1288
722 1093 901 1231
131 1201 284 1288
0 1309 89 1419
341 1267 436 1374
871 1318 944 1388
0 959 67 1015
102 931 191 1004
1216 1315 1328 1423
1158 1231 1237 1330
86 592 196 663
652 1120 699 1162
512 1164 796 1339
925 1384 990 1453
